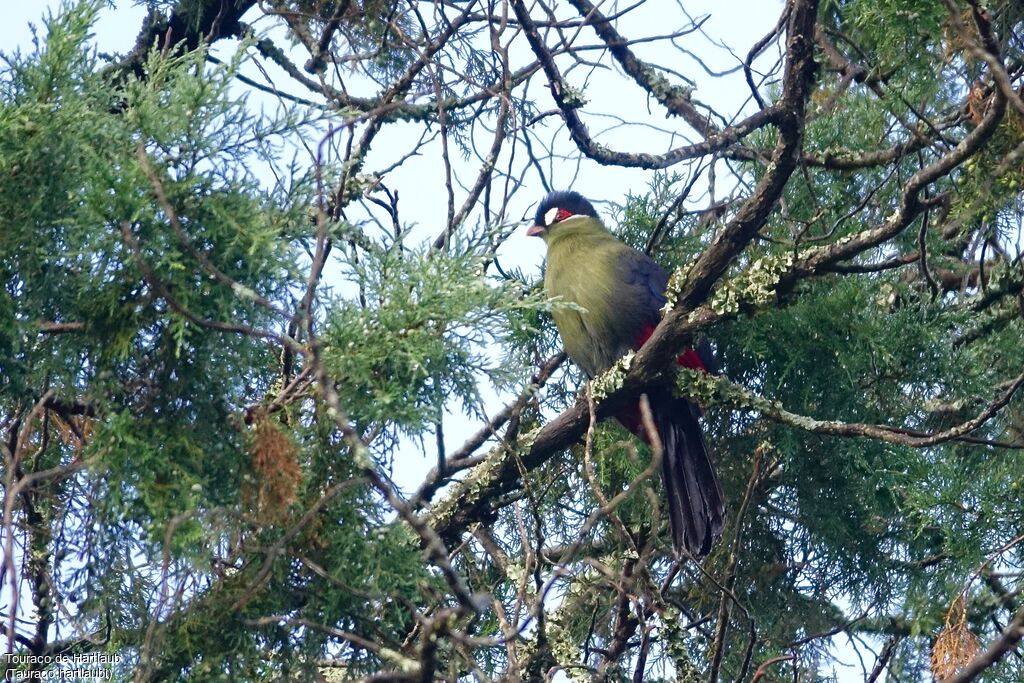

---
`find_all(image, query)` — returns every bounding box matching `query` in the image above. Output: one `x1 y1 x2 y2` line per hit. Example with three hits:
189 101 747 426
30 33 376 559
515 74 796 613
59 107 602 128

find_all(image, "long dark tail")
649 388 725 558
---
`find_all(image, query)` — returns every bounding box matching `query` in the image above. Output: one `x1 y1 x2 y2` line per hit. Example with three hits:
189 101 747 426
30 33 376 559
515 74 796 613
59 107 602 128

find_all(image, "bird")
527 190 725 558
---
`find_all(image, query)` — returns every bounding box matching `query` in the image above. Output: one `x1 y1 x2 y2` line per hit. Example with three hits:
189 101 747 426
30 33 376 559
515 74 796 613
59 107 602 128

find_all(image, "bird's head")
526 191 599 239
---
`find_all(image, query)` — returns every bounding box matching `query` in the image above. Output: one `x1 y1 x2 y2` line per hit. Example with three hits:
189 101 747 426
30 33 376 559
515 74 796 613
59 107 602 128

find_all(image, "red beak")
526 224 545 237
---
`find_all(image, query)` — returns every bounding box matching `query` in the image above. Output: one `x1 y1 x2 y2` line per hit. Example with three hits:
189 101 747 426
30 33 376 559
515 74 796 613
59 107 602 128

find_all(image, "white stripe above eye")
544 207 559 226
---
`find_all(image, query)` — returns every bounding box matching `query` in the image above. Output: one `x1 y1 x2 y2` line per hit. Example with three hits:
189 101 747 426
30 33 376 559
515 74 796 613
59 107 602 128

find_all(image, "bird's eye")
544 207 576 226
544 207 560 226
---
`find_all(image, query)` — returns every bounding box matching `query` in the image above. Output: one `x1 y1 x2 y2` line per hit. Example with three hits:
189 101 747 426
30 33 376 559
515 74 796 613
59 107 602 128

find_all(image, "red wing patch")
633 322 707 371
677 348 706 371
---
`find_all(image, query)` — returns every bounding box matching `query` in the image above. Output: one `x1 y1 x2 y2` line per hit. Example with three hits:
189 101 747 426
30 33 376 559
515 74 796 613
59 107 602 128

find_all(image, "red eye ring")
542 207 577 227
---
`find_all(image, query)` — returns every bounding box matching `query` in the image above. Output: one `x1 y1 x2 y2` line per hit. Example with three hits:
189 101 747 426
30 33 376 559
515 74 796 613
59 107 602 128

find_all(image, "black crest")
534 190 598 226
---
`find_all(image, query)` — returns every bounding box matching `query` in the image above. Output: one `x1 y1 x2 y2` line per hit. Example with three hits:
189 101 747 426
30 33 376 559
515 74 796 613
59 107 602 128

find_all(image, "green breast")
544 225 623 376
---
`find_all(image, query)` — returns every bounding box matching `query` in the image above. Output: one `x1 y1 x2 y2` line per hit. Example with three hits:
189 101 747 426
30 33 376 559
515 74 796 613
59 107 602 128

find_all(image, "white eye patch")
544 207 560 226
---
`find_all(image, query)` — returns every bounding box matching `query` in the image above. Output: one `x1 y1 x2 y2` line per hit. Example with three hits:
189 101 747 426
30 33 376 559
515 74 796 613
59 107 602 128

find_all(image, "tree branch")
940 606 1024 683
